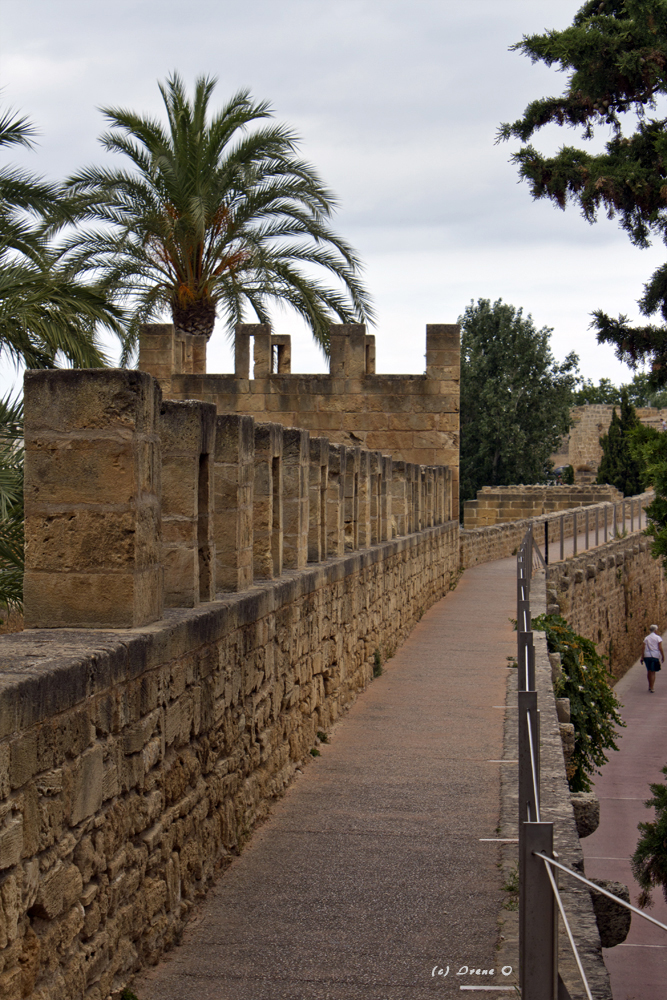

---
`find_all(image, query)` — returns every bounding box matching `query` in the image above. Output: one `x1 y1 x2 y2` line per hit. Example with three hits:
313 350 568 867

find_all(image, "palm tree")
0 392 23 611
64 73 373 359
0 108 126 369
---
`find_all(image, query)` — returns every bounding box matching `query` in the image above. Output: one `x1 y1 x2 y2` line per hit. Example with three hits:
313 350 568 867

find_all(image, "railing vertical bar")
573 511 577 555
544 519 549 565
521 824 558 1000
585 508 589 550
542 859 593 1000
631 498 634 533
595 507 599 547
560 515 564 561
604 504 608 543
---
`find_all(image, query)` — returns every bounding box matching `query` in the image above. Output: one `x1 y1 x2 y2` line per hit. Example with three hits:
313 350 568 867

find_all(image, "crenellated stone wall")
138 322 462 517
0 367 460 1000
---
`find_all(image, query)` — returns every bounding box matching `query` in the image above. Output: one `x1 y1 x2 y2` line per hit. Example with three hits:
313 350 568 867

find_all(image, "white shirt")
644 633 663 658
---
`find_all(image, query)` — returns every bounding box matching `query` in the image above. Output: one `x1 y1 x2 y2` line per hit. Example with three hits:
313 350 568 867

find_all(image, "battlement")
139 321 461 517
463 484 623 529
23 368 455 629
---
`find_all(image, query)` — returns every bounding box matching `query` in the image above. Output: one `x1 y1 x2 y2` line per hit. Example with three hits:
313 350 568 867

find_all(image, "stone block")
589 878 631 947
0 815 23 870
30 860 83 920
570 792 600 838
70 746 104 826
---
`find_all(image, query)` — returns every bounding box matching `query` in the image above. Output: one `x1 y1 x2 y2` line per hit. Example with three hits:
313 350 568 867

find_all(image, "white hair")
650 624 659 632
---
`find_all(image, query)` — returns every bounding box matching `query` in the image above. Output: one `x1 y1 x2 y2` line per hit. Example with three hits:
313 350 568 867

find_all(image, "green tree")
498 0 667 380
459 298 579 505
597 388 645 492
630 422 667 559
573 377 622 405
533 613 625 792
631 765 667 907
0 393 23 611
64 74 373 360
0 107 125 368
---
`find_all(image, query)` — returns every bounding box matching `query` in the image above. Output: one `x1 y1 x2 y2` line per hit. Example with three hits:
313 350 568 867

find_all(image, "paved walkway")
134 558 518 1000
582 656 667 1000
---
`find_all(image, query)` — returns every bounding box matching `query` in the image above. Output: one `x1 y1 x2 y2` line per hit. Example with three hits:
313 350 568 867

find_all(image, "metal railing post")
519 691 539 822
604 504 608 543
559 515 564 561
631 498 634 533
595 507 599 547
585 508 589 550
520 823 558 1000
544 519 549 565
613 503 617 537
573 511 577 555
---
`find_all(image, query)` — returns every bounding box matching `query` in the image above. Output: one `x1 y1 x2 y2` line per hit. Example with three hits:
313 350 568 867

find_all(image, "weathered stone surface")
555 697 570 724
589 878 631 947
23 369 163 629
0 518 460 998
140 322 461 518
571 791 600 839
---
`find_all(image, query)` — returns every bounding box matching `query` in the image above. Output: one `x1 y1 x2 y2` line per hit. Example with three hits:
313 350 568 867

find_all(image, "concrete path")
581 658 667 1000
134 558 518 1000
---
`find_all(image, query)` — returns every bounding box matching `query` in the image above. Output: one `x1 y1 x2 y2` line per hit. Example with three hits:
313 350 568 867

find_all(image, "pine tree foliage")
498 1 667 380
533 613 625 792
631 764 667 907
596 388 645 493
63 74 373 360
459 298 578 505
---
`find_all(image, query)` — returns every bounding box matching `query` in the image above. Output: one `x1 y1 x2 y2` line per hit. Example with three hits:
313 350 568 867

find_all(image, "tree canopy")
596 388 646 493
459 298 579 504
64 74 373 360
0 107 124 369
499 0 667 381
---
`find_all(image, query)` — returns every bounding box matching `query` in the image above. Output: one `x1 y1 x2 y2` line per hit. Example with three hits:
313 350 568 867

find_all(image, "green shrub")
532 614 625 792
631 765 667 909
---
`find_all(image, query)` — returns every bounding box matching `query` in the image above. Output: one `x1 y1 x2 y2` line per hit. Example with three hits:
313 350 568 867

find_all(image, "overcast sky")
2 0 665 390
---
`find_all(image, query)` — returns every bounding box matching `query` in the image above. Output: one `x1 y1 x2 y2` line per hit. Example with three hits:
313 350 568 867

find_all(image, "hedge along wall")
459 491 653 570
547 532 667 681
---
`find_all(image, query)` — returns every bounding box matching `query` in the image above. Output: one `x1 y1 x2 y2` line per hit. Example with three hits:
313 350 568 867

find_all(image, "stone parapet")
463 484 623 529
0 520 459 999
22 370 455 631
460 492 653 571
138 321 461 518
23 369 163 629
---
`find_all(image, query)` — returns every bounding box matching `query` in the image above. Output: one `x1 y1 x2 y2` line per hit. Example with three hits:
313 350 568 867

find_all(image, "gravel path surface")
133 557 517 999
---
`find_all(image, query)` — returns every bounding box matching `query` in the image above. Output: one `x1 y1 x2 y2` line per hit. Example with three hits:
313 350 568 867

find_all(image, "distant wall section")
552 404 667 483
139 322 461 518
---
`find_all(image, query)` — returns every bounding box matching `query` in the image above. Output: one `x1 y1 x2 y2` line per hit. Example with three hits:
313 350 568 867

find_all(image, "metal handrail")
526 713 540 822
535 852 667 933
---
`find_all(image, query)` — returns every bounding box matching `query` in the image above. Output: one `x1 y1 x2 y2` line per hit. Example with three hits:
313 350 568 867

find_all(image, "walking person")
641 624 664 693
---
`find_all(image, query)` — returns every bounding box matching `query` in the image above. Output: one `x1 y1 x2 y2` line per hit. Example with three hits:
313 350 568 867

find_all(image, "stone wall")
0 367 460 999
551 404 667 483
0 526 458 1000
139 322 461 517
547 533 666 680
463 484 622 529
460 492 652 570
